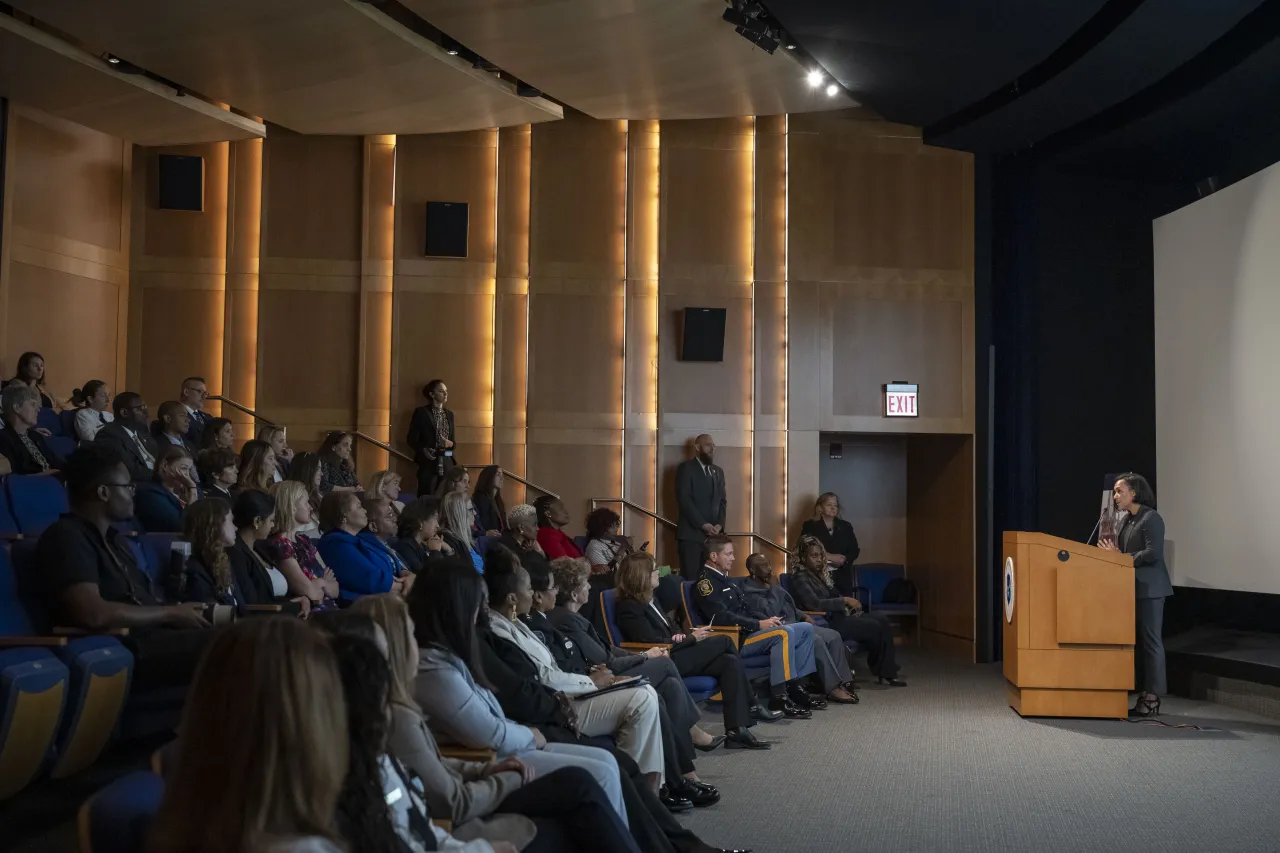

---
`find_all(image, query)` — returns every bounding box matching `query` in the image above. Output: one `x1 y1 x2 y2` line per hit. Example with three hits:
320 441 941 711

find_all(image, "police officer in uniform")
693 535 819 717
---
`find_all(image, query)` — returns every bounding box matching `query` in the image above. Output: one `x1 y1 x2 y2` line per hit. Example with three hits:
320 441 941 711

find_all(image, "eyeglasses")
103 483 136 494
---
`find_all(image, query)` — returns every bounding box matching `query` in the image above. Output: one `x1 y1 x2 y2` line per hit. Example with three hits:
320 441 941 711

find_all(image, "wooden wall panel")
753 115 787 557
223 138 263 442
495 125 531 504
357 135 396 481
526 116 626 520
258 135 362 449
392 130 498 490
1 106 130 396
129 140 228 409
907 434 975 644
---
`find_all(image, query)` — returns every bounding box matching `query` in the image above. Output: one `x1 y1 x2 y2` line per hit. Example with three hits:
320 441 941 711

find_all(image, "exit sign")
884 383 919 418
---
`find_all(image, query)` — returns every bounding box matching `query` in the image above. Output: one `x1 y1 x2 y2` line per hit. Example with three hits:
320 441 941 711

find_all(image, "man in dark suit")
179 376 210 448
94 391 159 482
675 434 726 581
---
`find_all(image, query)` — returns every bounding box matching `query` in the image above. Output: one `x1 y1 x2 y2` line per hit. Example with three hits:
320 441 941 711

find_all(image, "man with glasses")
179 376 209 447
94 391 159 481
35 445 212 690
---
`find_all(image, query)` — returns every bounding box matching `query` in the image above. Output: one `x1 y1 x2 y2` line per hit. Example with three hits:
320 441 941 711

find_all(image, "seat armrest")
432 819 453 832
53 626 130 636
439 746 496 762
0 635 69 647
706 625 741 648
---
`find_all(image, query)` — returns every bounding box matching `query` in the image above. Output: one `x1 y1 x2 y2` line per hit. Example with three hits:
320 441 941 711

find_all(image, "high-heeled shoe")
1129 694 1161 717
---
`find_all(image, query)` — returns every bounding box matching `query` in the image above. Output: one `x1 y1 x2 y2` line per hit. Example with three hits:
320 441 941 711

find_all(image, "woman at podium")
1099 472 1173 717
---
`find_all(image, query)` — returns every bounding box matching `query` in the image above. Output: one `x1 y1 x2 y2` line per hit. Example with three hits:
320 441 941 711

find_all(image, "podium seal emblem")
1003 557 1015 623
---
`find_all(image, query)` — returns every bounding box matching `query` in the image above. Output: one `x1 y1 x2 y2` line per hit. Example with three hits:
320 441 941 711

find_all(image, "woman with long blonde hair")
238 439 277 495
257 423 294 481
148 618 348 853
788 534 904 687
260 480 339 608
440 490 482 573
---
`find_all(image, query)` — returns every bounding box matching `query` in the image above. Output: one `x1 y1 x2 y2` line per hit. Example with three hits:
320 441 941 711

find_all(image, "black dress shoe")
790 689 827 710
671 779 721 807
877 677 908 687
724 727 772 749
749 703 783 722
659 786 694 813
693 734 726 753
767 696 812 719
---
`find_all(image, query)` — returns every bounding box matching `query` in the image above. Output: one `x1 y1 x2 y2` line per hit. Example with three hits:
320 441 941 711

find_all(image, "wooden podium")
1002 532 1135 718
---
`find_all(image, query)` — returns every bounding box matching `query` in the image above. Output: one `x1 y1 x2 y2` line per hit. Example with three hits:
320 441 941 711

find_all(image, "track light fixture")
722 0 793 55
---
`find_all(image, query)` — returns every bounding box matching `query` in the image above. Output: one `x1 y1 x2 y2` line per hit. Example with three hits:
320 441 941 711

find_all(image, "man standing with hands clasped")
675 434 726 581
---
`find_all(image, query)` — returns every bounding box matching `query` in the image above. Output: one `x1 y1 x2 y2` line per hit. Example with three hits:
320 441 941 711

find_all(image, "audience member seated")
71 380 113 442
262 480 339 609
198 417 235 452
320 617 527 853
178 377 211 448
407 379 456 497
584 507 631 574
694 535 822 718
442 491 484 573
237 438 277 495
35 445 212 691
285 452 324 537
412 559 744 853
473 465 507 535
483 547 665 794
318 430 361 495
147 618 348 853
499 503 551 578
799 492 861 597
229 490 307 613
436 464 471 500
391 496 450 573
0 382 65 475
534 495 583 560
613 552 773 747
257 424 294 481
317 491 412 601
367 469 406 514
197 448 239 501
360 495 415 578
544 557 723 801
152 401 196 454
788 534 904 687
741 552 859 704
355 594 639 853
174 497 241 607
94 391 158 482
2 351 61 409
135 446 199 533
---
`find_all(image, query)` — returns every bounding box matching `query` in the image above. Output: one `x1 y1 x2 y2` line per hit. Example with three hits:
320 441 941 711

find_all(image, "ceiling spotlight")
806 69 824 87
825 83 839 97
784 41 797 50
446 48 458 56
106 54 121 64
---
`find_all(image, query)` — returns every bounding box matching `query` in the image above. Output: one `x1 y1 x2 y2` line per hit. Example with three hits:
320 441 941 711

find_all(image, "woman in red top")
534 495 583 559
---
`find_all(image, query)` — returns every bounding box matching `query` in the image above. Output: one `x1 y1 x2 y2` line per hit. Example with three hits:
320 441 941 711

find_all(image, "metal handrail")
463 465 559 500
209 395 276 426
211 398 559 498
591 497 792 555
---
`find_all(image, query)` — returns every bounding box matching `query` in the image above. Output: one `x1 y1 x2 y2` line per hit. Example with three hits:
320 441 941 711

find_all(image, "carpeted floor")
677 650 1280 853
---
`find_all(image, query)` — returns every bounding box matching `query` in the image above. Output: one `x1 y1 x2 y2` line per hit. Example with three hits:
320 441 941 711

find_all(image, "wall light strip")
749 116 757 554
621 122 630 531
491 128 500 464
782 114 789 547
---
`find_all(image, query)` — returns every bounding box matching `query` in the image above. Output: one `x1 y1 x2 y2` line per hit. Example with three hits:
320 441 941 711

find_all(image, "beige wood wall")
0 105 131 399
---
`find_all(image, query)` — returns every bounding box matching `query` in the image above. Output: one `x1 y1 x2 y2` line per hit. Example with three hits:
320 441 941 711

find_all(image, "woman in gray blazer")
1100 472 1173 717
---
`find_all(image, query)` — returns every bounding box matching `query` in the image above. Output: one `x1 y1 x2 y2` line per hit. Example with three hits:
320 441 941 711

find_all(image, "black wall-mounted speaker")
679 307 727 362
425 201 469 258
157 154 204 211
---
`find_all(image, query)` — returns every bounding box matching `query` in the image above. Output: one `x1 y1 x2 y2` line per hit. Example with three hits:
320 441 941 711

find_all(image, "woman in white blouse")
72 380 113 442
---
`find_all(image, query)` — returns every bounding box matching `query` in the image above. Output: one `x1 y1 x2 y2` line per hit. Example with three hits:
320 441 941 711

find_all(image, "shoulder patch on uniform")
697 578 714 596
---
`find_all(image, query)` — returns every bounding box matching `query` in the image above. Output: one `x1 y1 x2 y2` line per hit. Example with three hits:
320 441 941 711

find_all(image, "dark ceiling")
772 0 1280 183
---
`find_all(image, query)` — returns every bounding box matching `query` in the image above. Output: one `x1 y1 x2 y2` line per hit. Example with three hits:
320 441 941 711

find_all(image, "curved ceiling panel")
770 0 1107 126
930 0 1263 154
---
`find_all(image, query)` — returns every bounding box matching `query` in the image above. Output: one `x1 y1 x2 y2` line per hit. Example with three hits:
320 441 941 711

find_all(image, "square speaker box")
425 201 469 258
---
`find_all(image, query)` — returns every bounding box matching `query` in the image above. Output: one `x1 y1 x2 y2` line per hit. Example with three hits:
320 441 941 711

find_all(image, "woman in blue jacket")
316 491 412 601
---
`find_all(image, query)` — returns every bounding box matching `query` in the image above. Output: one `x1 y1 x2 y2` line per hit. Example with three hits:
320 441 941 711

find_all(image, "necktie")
130 429 155 469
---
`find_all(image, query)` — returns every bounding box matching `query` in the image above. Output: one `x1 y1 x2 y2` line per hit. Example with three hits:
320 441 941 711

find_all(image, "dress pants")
677 538 705 581
739 622 816 688
830 612 898 679
810 623 854 692
570 684 665 780
416 456 456 497
497 766 642 853
669 634 752 731
629 656 700 731
513 744 627 822
1135 596 1168 695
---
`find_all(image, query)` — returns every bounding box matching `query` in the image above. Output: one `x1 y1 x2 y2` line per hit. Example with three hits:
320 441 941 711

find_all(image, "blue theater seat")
5 475 69 536
857 563 920 645
0 480 18 539
45 435 77 461
598 588 717 702
0 645 68 799
59 409 80 439
36 407 63 436
78 770 164 853
4 542 134 777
